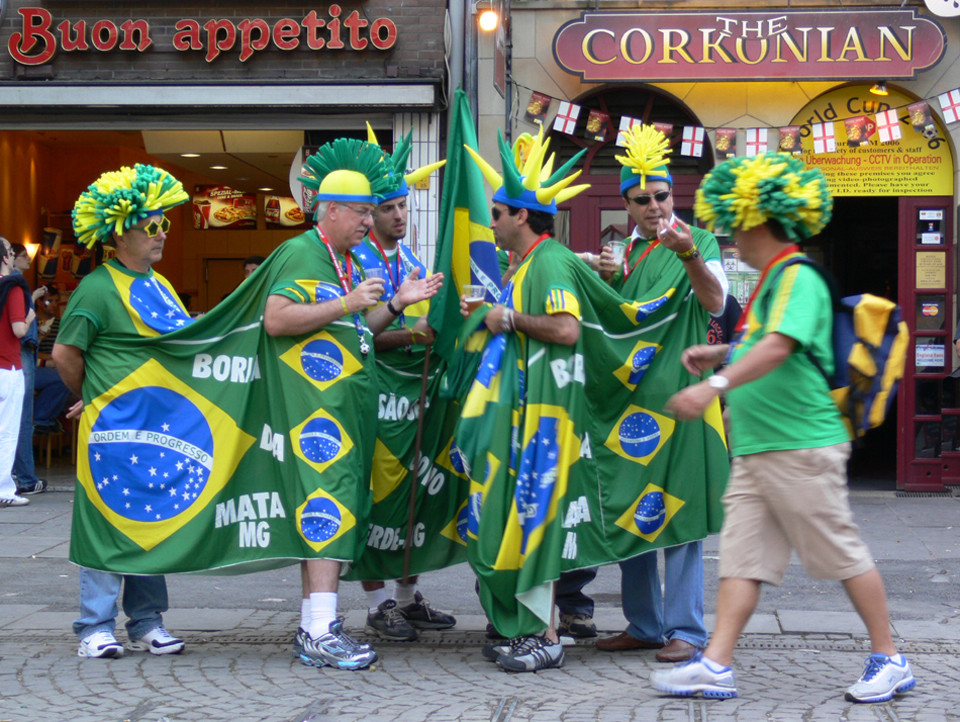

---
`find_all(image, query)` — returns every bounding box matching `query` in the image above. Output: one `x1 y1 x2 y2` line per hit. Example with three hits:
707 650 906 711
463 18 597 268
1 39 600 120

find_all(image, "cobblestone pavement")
3 628 958 721
2 476 959 720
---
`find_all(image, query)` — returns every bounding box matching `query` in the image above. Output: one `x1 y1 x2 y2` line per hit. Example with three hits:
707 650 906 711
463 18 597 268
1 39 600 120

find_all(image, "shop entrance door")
819 197 900 486
204 258 246 312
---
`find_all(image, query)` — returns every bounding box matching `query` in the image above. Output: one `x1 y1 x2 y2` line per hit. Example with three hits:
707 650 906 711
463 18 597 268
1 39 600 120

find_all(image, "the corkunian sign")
553 9 945 82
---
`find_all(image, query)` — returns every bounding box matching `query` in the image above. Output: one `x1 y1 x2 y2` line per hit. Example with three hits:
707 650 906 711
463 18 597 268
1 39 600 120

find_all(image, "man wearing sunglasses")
54 164 193 659
593 124 729 664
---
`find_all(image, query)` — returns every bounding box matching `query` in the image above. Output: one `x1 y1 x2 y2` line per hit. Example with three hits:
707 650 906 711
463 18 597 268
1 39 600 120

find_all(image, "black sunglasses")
491 206 520 222
627 189 671 206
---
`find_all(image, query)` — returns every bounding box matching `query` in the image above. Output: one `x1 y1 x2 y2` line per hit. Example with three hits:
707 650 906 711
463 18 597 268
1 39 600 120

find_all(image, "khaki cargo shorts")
719 442 875 585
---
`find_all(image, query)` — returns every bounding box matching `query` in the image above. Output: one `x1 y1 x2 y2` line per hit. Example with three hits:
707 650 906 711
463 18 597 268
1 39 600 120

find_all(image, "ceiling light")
180 153 200 158
258 187 274 192
210 165 228 170
870 81 889 97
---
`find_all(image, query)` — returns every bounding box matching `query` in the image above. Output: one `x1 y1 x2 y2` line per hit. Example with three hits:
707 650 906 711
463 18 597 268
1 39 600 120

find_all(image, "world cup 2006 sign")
553 9 945 83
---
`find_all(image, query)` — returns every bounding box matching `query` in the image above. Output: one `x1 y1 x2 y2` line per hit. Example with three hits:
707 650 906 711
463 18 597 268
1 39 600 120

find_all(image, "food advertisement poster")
265 196 309 229
193 186 257 230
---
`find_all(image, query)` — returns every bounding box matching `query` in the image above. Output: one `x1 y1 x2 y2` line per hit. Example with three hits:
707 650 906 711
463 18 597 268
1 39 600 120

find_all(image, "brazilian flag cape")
454 238 729 637
69 230 388 574
342 236 468 580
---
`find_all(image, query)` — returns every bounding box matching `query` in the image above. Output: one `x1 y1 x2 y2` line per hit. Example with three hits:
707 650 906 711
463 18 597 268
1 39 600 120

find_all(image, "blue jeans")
13 347 37 488
73 568 169 641
556 567 597 616
619 541 707 647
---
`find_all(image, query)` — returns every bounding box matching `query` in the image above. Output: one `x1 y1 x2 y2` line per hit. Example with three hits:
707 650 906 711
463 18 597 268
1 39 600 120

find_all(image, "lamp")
870 81 889 97
475 1 498 32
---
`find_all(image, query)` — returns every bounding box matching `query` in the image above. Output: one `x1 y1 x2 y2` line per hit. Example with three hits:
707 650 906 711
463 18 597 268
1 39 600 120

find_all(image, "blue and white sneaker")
299 620 378 670
482 636 521 662
127 626 184 655
650 652 738 699
77 630 124 658
845 653 916 703
496 634 564 672
292 627 307 656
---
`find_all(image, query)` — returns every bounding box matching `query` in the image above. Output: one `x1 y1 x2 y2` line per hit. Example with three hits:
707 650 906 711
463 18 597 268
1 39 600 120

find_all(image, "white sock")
701 655 728 671
365 586 390 614
394 581 417 607
889 653 904 664
308 592 338 638
299 598 311 630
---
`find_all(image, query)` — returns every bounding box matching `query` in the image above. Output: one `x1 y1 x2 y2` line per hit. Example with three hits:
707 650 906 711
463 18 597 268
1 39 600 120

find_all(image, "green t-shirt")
726 260 848 455
59 259 193 399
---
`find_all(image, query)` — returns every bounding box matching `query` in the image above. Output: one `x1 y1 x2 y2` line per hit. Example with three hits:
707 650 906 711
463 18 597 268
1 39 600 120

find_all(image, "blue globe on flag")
619 412 660 458
128 278 193 333
88 387 214 522
299 417 342 464
515 417 559 551
456 503 470 542
301 497 342 542
628 346 656 385
301 339 344 383
315 282 343 303
634 491 667 535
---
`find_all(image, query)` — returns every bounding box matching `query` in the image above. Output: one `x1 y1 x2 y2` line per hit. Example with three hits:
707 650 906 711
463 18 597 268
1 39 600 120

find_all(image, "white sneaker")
650 653 738 699
127 626 185 655
496 634 564 672
78 630 124 658
845 653 916 703
0 495 29 507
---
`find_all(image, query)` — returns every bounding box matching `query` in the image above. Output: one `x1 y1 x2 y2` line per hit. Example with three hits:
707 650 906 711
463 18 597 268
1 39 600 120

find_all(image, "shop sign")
789 86 954 197
553 10 944 82
7 5 398 65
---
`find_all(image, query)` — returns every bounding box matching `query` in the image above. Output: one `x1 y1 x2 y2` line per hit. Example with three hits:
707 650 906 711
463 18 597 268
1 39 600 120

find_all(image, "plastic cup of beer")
608 240 626 265
462 284 486 312
365 267 386 281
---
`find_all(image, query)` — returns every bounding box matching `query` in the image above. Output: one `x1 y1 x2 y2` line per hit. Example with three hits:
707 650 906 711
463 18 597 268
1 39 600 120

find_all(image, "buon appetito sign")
7 5 398 65
553 9 945 82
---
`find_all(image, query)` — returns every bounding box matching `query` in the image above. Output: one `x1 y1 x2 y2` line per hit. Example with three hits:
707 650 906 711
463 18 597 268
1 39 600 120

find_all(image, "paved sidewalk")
1 470 959 720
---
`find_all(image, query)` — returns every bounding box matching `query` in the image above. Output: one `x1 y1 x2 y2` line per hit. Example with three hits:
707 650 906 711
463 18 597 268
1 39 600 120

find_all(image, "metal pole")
503 0 512 144
401 344 432 583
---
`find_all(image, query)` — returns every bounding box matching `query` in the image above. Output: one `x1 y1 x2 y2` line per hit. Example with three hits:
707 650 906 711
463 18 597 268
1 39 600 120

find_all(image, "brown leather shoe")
655 638 699 662
595 631 662 652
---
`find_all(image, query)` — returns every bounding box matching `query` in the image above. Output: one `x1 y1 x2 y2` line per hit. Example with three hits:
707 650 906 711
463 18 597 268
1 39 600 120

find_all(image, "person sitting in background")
33 286 73 433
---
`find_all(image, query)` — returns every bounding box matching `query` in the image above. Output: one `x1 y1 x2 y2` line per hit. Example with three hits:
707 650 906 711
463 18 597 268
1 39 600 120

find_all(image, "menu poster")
265 195 310 229
193 186 257 230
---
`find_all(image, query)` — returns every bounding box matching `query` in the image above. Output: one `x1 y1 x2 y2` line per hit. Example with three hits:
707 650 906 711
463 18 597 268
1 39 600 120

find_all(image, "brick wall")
0 1 446 84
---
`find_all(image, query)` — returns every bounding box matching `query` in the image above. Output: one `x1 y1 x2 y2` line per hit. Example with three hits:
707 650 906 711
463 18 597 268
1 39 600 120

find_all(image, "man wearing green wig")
653 153 914 704
262 138 443 670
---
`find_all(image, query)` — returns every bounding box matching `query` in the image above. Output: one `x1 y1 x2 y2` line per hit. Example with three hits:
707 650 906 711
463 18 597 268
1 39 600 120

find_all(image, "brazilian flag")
69 231 380 574
454 240 729 636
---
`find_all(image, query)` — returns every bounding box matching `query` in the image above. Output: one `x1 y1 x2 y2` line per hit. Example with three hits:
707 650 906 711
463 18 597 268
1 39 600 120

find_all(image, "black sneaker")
18 479 47 496
558 612 597 638
365 600 419 641
398 592 456 630
496 634 564 672
482 637 521 662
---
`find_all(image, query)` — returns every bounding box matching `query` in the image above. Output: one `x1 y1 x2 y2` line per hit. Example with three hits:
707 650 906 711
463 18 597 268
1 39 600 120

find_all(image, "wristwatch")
707 374 730 392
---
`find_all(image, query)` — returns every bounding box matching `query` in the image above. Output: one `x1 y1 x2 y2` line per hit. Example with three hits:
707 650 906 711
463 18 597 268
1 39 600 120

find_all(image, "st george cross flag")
811 122 836 154
875 109 902 143
938 89 960 124
744 128 769 157
553 102 581 135
616 116 641 147
680 126 705 157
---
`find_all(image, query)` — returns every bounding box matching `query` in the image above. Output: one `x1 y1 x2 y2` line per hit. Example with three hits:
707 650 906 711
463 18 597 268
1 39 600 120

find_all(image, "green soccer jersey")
727 260 848 456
